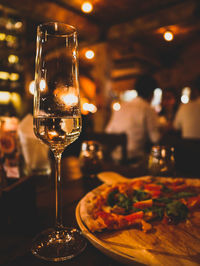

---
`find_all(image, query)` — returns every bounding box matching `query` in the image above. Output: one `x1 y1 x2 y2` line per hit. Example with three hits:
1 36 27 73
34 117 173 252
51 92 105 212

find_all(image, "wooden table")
0 156 199 266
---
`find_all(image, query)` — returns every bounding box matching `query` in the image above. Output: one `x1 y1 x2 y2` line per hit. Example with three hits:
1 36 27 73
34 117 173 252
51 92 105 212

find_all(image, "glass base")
31 227 87 261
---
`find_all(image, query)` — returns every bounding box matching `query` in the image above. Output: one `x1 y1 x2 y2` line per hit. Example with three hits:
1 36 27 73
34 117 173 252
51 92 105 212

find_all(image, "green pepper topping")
166 201 188 223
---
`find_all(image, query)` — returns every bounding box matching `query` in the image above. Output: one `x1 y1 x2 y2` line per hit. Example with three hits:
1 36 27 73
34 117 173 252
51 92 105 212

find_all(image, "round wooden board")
76 202 145 265
76 177 200 266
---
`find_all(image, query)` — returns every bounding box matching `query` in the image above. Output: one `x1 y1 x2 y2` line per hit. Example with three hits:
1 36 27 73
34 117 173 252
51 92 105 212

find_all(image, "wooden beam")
107 1 196 40
0 0 100 42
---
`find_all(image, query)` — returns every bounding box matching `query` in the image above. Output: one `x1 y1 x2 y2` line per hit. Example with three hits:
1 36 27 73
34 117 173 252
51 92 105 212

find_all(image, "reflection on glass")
80 140 103 179
148 145 175 177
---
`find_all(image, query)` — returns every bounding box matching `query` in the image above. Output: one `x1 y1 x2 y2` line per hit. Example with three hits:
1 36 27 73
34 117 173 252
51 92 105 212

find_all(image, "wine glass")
31 22 86 261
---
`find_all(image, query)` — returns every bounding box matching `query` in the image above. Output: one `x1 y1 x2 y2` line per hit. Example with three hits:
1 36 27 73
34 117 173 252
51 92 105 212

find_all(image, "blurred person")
160 87 178 125
173 76 200 138
105 74 161 162
158 87 179 139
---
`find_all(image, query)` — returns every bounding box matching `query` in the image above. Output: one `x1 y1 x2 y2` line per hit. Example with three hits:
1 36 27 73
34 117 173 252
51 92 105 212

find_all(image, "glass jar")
79 140 103 179
148 145 175 177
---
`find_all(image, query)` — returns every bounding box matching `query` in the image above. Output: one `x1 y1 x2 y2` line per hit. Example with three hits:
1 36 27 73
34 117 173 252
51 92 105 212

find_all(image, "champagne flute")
31 22 86 261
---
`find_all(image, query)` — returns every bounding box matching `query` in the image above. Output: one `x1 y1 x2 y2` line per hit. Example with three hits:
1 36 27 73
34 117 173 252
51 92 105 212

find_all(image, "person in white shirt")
173 76 200 139
172 76 200 176
105 74 161 161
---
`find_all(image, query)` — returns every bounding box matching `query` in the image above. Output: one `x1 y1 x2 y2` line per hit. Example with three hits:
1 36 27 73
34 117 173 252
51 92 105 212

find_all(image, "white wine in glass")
31 22 86 261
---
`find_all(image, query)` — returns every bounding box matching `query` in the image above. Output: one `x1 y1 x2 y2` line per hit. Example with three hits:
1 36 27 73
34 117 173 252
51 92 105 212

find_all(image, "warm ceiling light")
0 71 9 80
11 92 21 110
0 91 11 104
15 21 23 29
85 50 94 59
163 31 174 41
10 73 19 81
8 54 19 64
6 35 16 43
0 33 6 41
81 2 93 13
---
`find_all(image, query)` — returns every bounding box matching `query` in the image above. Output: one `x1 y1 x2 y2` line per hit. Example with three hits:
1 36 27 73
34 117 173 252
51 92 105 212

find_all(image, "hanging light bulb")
81 2 93 13
163 30 174 42
8 54 19 64
85 50 95 59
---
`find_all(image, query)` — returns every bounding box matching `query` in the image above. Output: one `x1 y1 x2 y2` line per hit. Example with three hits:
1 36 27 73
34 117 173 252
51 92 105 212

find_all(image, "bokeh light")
164 31 174 41
81 2 93 13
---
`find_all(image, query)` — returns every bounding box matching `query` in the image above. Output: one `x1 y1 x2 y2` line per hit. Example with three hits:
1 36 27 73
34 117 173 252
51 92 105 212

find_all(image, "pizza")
80 176 200 233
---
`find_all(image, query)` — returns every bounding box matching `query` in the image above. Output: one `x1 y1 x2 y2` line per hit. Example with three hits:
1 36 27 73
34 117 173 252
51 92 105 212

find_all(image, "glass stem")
54 152 63 230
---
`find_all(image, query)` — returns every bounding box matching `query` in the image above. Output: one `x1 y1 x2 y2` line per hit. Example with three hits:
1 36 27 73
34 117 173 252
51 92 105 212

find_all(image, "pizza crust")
80 187 107 232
